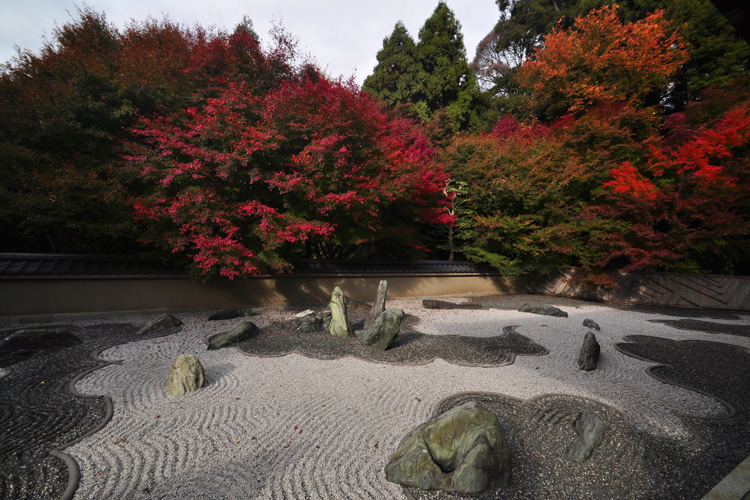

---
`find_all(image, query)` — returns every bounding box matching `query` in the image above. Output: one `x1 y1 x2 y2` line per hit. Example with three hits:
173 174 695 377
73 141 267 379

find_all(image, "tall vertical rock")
328 286 352 337
364 280 388 329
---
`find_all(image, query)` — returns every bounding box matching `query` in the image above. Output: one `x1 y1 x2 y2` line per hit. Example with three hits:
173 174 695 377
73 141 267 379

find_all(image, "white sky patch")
0 0 499 85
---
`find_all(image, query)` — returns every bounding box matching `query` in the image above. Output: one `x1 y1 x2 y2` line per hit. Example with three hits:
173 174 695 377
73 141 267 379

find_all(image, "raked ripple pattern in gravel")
65 296 750 499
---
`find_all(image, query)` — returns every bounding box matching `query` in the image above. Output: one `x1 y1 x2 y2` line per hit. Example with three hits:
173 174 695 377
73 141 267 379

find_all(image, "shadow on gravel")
0 322 179 500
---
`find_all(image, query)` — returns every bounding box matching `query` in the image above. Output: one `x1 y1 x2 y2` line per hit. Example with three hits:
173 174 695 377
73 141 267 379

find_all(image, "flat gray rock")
423 299 488 310
208 307 255 321
207 322 260 350
518 303 568 318
583 318 601 331
136 313 183 335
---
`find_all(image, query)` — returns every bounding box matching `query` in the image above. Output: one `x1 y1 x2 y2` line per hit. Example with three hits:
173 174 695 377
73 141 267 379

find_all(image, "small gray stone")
518 303 568 318
565 412 608 463
583 319 600 331
137 314 183 335
328 286 352 337
385 400 511 494
207 322 259 350
577 331 600 371
166 354 204 397
208 307 255 321
355 309 404 351
364 280 388 329
423 299 488 310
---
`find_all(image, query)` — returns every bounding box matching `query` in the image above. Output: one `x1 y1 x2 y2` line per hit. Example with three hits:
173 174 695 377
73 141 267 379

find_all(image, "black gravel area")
648 318 750 336
0 321 178 500
405 334 750 500
236 306 547 366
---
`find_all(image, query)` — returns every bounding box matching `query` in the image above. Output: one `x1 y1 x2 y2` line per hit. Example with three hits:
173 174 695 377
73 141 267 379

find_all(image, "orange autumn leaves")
517 5 689 116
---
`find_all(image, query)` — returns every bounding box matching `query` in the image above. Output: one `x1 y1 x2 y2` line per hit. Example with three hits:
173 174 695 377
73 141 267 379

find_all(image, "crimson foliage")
127 76 453 278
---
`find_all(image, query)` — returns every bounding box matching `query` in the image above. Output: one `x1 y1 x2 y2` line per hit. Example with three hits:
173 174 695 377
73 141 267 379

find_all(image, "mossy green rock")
207 322 259 350
328 286 352 337
137 313 183 335
166 354 204 397
565 412 608 463
386 401 511 494
355 309 403 351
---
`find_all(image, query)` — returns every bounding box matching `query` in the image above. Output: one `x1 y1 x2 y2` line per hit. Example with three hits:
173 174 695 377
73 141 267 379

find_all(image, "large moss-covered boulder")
328 286 352 337
137 313 183 335
166 354 204 397
207 322 259 350
518 303 568 318
386 401 511 494
355 309 403 351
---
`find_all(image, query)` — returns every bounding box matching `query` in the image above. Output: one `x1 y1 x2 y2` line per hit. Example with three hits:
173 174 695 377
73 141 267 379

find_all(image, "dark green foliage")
362 22 427 120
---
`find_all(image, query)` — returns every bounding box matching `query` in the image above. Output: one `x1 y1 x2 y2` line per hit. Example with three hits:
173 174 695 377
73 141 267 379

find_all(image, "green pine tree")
362 21 426 117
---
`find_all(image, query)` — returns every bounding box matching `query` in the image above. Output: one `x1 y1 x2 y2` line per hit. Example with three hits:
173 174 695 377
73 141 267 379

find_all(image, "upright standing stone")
166 354 205 397
364 280 388 329
328 286 352 337
577 331 601 371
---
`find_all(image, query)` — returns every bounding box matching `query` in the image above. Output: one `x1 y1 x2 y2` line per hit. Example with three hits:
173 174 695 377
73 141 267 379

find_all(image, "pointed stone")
137 314 182 335
166 354 204 397
207 322 259 350
364 280 388 329
386 400 511 494
577 331 600 371
328 286 352 337
565 412 608 463
583 319 600 331
356 309 404 351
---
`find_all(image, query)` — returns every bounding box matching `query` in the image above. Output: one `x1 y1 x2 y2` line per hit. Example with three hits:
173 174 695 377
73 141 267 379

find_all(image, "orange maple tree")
517 4 689 119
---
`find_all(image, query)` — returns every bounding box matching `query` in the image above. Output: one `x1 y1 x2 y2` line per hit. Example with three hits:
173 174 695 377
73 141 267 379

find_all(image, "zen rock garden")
155 283 614 495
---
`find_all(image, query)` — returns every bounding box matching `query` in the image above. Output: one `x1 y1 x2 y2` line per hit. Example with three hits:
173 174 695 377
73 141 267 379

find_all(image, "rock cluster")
386 401 511 494
166 354 204 397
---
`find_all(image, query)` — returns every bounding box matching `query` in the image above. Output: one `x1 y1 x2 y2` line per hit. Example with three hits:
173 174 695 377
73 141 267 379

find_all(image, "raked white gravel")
63 297 750 500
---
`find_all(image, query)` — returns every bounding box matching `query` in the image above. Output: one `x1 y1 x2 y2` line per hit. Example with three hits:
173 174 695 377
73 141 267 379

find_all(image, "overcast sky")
0 0 500 84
